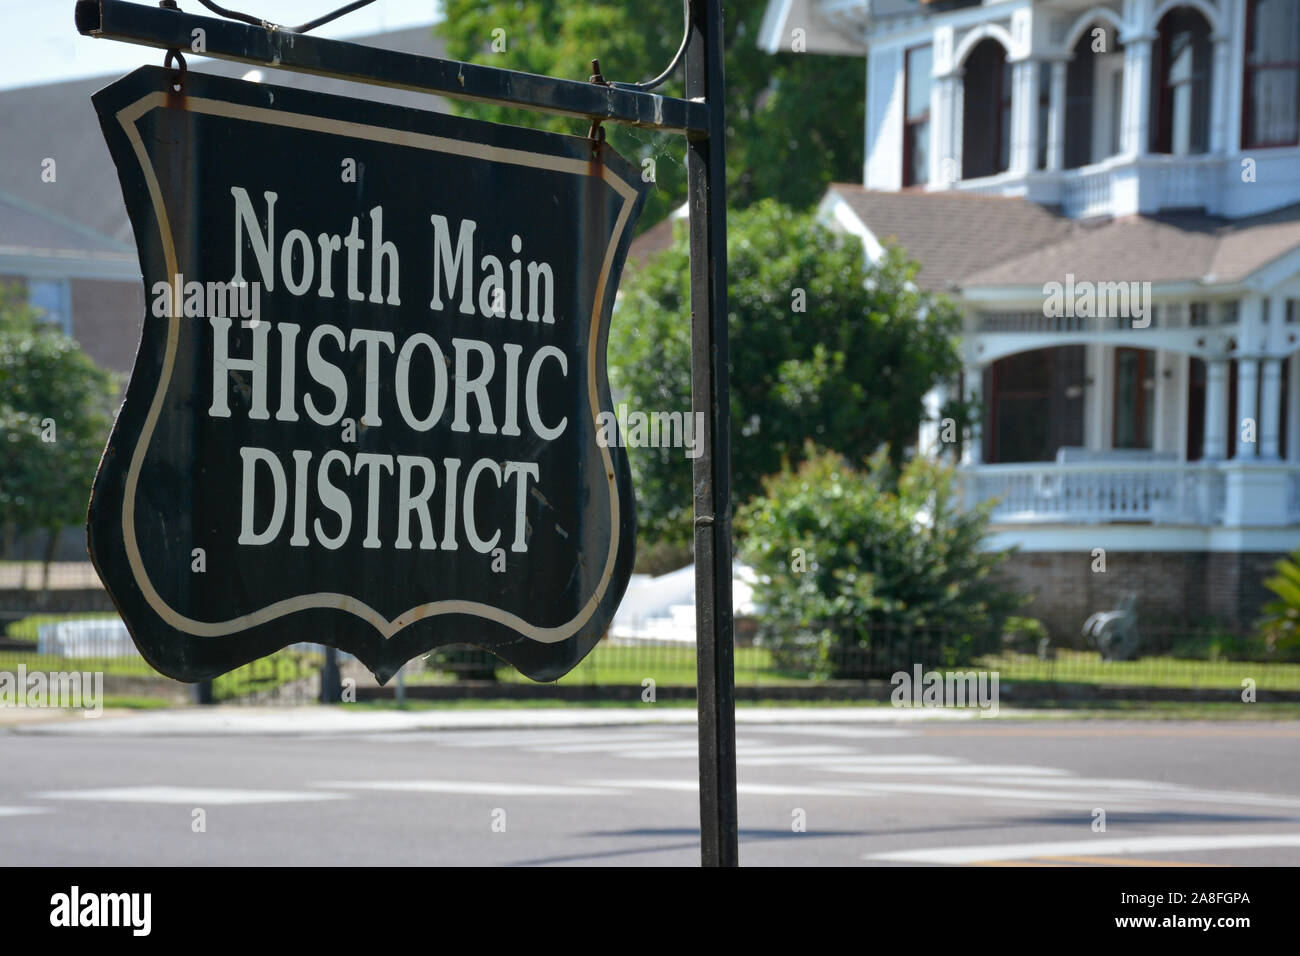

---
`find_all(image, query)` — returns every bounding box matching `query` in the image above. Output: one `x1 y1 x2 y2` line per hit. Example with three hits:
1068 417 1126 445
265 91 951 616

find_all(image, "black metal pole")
685 0 738 867
320 646 341 705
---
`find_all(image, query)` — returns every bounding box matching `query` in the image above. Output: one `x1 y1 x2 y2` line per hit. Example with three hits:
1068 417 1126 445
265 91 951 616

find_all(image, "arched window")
1065 25 1124 168
1244 0 1300 147
962 38 1011 179
1151 7 1212 154
988 347 1086 463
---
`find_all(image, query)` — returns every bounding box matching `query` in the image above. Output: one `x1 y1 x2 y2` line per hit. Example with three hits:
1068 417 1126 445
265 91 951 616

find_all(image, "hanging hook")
587 58 609 153
164 48 188 92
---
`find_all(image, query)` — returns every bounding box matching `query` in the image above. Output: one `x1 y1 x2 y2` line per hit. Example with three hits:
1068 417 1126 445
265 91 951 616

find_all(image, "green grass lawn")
406 644 787 687
979 648 1300 691
0 651 157 677
407 642 1300 691
3 612 119 643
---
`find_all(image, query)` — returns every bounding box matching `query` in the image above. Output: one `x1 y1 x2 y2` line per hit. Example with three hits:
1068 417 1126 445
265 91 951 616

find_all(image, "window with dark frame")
962 38 1011 179
1036 62 1051 170
1243 0 1300 148
1152 8 1212 155
1113 347 1156 450
903 44 933 187
1064 29 1096 169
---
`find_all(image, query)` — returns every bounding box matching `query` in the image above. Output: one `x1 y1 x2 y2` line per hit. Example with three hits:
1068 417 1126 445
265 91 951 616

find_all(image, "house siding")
69 277 144 376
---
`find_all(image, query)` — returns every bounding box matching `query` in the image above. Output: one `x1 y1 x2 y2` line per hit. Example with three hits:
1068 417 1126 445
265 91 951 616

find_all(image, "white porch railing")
1061 166 1114 218
962 462 1227 525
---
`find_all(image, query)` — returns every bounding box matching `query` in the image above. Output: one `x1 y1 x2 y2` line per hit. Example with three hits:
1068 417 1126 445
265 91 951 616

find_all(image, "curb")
9 703 1011 737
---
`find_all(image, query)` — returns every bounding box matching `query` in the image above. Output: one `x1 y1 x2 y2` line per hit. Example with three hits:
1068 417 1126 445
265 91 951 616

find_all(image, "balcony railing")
1061 165 1114 218
962 462 1228 525
944 153 1231 219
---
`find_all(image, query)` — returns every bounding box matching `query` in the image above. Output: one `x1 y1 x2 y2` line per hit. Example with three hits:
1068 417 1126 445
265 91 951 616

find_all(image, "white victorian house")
759 0 1300 636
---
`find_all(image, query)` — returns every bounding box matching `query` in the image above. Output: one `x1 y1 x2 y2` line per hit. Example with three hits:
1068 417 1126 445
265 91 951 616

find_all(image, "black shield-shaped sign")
88 66 647 683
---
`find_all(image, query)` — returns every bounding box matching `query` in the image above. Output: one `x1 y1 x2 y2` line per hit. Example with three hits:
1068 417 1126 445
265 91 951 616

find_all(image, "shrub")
1001 616 1049 655
737 448 1027 679
1260 548 1300 657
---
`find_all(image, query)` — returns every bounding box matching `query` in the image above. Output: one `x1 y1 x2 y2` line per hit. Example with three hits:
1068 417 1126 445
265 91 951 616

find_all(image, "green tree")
610 201 965 548
737 448 1025 678
0 286 118 587
1260 547 1300 655
436 0 864 227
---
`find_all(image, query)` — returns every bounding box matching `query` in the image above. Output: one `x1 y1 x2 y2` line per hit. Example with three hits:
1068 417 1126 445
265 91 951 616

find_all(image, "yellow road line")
1034 855 1228 867
966 860 1070 867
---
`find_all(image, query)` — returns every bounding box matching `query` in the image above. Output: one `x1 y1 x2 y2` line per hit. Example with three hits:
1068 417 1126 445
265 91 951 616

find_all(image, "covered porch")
954 294 1300 529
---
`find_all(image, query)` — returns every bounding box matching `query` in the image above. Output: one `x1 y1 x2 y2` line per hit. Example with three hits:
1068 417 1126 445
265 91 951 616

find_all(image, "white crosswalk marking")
735 726 915 740
576 779 872 797
815 763 1070 777
0 806 49 817
36 786 347 805
315 780 624 796
619 745 854 760
357 725 1300 832
413 731 680 749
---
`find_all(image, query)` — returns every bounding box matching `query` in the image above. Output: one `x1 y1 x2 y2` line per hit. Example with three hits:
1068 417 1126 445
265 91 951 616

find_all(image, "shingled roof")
0 188 134 264
824 184 1074 292
825 183 1300 293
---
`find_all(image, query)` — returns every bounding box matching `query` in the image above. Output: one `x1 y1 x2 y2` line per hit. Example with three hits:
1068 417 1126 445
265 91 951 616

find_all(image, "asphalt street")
2 715 1299 866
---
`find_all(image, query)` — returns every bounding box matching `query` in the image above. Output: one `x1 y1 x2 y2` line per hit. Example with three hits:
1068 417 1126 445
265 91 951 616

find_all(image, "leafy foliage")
436 0 865 227
610 201 965 547
1261 548 1300 655
737 448 1026 678
0 285 118 557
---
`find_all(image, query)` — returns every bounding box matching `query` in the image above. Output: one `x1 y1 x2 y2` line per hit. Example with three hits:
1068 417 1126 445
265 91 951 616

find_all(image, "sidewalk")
4 703 1027 736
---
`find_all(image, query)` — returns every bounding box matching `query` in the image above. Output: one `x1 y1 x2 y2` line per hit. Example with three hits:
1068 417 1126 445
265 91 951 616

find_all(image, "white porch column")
1290 353 1300 462
933 74 958 186
950 71 964 182
1121 33 1156 157
1010 59 1039 174
1203 357 1229 460
1209 32 1232 154
962 364 984 465
1046 59 1067 171
1261 357 1283 459
1235 357 1259 459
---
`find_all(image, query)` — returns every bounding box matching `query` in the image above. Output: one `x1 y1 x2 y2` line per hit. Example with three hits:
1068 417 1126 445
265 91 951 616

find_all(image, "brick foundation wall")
70 278 144 376
1001 549 1286 643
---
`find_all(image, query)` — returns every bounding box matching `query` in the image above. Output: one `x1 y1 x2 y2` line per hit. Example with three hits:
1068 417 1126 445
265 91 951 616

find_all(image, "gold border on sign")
116 89 637 643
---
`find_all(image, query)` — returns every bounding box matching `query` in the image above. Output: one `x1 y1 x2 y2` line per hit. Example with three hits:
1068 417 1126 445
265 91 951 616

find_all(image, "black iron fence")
3 563 1297 704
